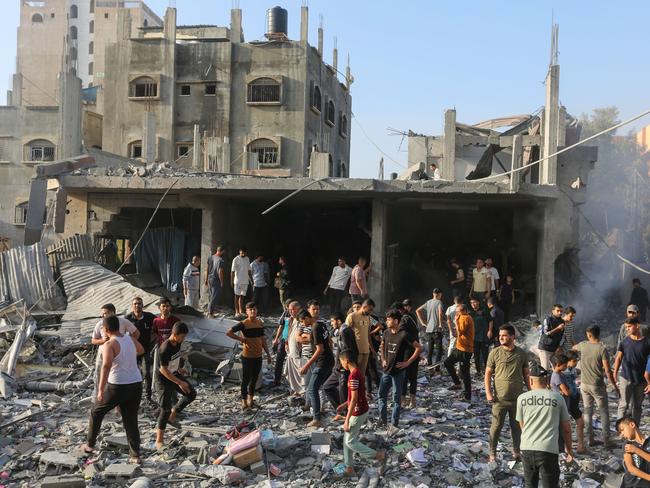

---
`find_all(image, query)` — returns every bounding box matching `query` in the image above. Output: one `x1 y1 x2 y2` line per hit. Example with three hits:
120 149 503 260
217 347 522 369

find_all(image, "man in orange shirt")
443 303 474 401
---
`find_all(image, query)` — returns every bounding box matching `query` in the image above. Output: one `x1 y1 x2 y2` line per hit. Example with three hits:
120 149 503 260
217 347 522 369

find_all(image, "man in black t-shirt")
299 309 335 428
379 309 422 430
617 416 650 487
156 322 197 449
125 296 156 401
394 302 420 408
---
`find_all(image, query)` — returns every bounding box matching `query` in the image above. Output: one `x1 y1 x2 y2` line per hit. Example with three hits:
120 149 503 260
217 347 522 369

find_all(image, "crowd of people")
87 246 650 487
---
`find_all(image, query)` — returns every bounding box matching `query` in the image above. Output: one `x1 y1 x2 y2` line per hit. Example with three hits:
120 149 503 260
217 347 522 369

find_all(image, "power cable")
352 112 406 169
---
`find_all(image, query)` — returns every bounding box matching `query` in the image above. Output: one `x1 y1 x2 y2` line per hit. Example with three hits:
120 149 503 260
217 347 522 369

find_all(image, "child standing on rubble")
227 302 272 410
337 350 385 476
156 322 196 450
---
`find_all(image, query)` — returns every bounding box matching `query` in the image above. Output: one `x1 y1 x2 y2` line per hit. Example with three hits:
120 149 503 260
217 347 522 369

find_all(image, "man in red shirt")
336 350 385 476
152 298 181 346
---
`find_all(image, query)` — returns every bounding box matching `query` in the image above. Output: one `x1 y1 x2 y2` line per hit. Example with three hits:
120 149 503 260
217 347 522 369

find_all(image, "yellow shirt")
345 311 370 354
472 267 489 293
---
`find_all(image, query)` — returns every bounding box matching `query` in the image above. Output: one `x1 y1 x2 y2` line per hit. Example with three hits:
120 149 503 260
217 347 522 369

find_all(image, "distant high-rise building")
13 0 162 107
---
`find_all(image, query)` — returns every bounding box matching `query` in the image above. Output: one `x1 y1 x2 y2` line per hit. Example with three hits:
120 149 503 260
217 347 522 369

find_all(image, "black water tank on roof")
266 6 288 38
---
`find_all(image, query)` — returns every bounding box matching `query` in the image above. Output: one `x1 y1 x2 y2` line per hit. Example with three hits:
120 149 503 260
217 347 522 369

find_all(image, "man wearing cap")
516 362 573 487
618 305 650 349
630 278 649 322
416 289 445 370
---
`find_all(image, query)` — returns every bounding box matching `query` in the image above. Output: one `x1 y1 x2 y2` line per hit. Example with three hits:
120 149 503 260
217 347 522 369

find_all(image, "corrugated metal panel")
0 243 65 310
60 259 160 322
47 234 94 270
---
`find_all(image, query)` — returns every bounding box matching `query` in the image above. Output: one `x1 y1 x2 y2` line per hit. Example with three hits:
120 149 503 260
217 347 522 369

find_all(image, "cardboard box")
233 444 263 469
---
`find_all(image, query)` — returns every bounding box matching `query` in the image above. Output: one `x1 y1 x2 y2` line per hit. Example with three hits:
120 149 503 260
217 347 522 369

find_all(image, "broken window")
88 41 94 54
128 141 142 158
249 138 279 166
14 202 28 225
31 13 43 23
130 77 158 98
88 62 93 75
177 144 191 158
326 100 335 126
104 12 109 19
339 112 348 137
90 0 94 13
70 4 78 19
70 25 77 40
205 83 216 96
89 20 94 33
247 78 280 103
69 47 77 61
311 84 322 112
180 84 191 96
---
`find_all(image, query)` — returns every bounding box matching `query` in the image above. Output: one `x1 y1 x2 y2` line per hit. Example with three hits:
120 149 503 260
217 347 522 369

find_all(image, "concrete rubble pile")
70 162 222 179
0 305 633 487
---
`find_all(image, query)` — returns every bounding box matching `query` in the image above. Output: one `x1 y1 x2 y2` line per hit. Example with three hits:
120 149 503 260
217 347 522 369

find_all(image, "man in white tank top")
83 316 145 464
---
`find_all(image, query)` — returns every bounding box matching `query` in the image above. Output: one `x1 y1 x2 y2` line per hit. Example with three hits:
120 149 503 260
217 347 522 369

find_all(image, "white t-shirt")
231 255 251 285
328 265 352 291
432 168 442 181
92 316 137 341
487 266 500 291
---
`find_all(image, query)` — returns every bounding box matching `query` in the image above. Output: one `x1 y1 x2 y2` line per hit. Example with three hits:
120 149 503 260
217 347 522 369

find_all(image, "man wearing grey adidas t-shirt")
516 363 573 488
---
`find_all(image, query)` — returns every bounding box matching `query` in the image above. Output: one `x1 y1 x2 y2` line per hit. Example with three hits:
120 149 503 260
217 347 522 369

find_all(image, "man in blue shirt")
614 318 650 425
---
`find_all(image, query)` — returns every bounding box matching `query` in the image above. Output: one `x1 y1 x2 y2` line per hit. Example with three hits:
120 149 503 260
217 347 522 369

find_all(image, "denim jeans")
617 376 645 426
308 366 332 421
378 370 405 426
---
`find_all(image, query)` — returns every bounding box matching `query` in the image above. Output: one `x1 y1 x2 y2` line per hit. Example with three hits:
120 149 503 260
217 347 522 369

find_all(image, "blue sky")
1 0 647 177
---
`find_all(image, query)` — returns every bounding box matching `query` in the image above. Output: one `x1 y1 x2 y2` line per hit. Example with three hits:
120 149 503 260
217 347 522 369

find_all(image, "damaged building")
1 4 351 248
4 22 597 318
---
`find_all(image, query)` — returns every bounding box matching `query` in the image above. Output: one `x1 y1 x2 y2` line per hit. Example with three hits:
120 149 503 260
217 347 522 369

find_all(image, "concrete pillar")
142 111 156 163
231 9 242 44
368 199 387 310
300 6 308 43
10 74 22 107
345 55 351 90
164 8 177 42
117 9 132 41
57 71 82 159
318 26 323 57
536 205 555 317
441 109 456 181
509 134 522 192
200 203 215 305
558 105 567 147
541 64 559 185
53 186 67 234
24 179 48 245
192 124 201 170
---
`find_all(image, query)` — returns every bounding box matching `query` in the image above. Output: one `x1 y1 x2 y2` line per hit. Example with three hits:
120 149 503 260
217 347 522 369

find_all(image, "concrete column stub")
442 109 456 181
368 199 387 311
